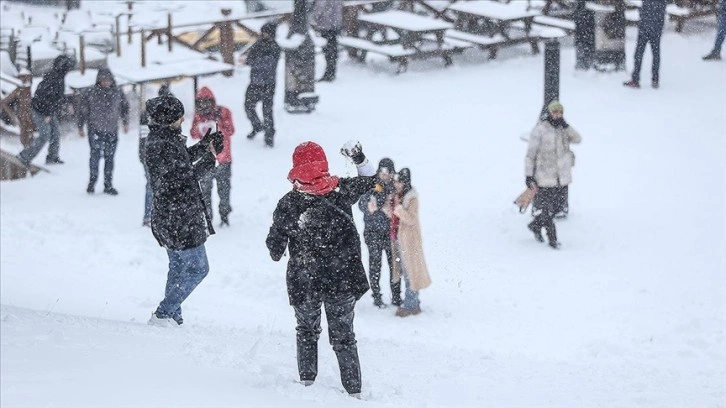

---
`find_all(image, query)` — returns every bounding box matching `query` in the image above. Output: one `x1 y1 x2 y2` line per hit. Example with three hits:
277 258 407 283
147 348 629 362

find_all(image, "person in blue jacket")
703 0 725 61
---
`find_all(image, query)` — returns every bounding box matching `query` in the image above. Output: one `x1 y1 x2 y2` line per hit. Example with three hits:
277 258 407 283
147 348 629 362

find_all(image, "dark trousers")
320 29 339 79
244 84 275 142
201 162 232 221
366 234 401 302
575 41 594 70
293 293 361 394
88 130 118 188
529 186 568 244
632 30 662 83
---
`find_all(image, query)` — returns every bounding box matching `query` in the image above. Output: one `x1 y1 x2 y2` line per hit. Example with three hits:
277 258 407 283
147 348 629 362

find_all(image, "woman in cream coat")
525 100 582 249
391 168 431 317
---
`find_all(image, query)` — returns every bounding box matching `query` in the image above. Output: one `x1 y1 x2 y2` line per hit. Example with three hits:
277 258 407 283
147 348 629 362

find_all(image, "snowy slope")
2 11 725 408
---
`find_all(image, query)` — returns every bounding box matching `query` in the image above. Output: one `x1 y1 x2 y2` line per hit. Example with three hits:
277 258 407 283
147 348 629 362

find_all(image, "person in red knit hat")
190 86 235 226
266 140 375 398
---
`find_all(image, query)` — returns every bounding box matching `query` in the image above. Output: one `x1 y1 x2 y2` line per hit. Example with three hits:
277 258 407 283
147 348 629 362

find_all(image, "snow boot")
220 214 230 227
652 80 659 89
703 52 721 61
86 182 95 194
623 80 640 88
395 306 421 317
148 312 180 328
373 297 387 309
528 222 545 243
103 186 119 196
45 156 64 165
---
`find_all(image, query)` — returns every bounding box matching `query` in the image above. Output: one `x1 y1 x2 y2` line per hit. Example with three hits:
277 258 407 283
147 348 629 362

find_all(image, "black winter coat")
638 0 667 35
267 176 377 306
144 125 216 251
31 71 67 117
357 181 394 244
246 38 281 86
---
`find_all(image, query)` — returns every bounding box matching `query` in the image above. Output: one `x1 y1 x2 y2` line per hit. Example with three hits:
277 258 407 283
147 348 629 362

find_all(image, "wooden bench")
533 15 576 34
445 29 539 59
666 3 717 32
338 35 463 73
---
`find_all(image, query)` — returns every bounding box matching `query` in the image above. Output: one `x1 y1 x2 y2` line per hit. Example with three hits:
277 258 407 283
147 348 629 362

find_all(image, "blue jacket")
638 0 667 35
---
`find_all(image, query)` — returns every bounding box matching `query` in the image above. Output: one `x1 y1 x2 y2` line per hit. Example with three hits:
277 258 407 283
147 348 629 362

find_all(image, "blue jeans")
713 7 725 54
155 245 209 320
18 110 60 164
396 240 420 310
631 30 661 83
88 130 118 188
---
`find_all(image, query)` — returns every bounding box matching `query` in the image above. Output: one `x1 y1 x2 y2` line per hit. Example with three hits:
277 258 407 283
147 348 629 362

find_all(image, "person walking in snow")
703 0 726 61
0 69 34 147
391 168 431 317
266 140 377 397
77 68 129 195
525 101 582 249
144 95 224 327
243 22 281 147
190 86 235 226
358 158 402 308
16 54 75 166
310 0 343 82
139 84 173 226
624 0 667 89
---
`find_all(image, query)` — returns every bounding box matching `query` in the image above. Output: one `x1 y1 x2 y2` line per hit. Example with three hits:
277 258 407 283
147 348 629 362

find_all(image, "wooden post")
219 8 234 77
115 14 122 56
193 76 199 99
128 24 133 44
79 34 86 74
167 13 173 52
141 29 146 67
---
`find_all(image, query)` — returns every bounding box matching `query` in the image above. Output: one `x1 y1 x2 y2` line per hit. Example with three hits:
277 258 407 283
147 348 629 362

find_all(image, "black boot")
528 222 544 242
86 181 95 194
391 282 402 306
373 295 386 309
334 346 361 395
545 223 559 249
220 213 230 227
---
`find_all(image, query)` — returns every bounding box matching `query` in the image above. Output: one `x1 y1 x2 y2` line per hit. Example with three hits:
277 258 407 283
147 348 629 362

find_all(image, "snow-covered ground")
2 5 725 407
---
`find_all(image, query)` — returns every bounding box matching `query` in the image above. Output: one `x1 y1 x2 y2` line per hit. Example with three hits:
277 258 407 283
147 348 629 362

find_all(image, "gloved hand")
201 128 224 153
526 176 537 189
340 140 366 165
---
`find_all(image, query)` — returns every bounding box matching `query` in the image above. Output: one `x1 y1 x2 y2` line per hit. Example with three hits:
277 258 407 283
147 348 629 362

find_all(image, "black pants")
319 29 339 79
529 186 568 244
88 130 118 188
293 293 361 394
244 84 275 142
201 162 232 221
366 234 401 302
575 40 594 70
632 30 661 83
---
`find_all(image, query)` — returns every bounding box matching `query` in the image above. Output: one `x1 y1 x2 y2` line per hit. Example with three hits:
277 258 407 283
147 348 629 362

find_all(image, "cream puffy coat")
392 189 431 292
525 120 582 187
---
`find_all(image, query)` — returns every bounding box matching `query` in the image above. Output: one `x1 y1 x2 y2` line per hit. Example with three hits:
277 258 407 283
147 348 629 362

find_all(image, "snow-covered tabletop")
111 58 233 84
448 1 540 21
358 10 453 32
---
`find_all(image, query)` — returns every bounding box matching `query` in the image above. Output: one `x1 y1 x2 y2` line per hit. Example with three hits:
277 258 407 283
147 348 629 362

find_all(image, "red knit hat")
287 142 339 195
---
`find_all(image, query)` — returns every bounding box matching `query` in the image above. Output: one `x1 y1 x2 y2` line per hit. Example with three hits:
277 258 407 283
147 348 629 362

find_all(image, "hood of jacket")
195 86 216 105
95 68 117 87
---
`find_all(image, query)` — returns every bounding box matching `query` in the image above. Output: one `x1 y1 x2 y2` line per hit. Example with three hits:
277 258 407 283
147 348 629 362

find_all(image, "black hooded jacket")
266 176 376 306
144 124 216 251
31 56 73 116
77 68 129 134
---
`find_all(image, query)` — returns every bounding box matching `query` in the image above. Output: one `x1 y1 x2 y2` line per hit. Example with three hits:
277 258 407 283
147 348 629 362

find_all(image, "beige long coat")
392 188 431 292
525 120 582 188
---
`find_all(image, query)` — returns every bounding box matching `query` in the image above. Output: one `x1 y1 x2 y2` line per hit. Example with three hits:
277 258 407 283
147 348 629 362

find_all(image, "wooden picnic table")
448 1 541 39
346 10 458 72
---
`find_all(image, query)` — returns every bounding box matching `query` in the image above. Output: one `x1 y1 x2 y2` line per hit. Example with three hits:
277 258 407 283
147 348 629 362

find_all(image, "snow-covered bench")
445 29 539 59
338 35 464 73
666 3 717 33
533 15 576 34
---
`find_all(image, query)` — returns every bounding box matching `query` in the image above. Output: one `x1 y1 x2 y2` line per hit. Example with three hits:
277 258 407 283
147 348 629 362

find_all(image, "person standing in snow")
0 69 34 147
77 68 129 195
310 0 343 82
358 158 402 308
243 22 281 147
139 84 173 227
16 54 75 166
144 95 224 327
624 0 667 89
525 101 582 249
391 168 431 317
190 86 235 226
703 0 725 61
266 140 377 397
